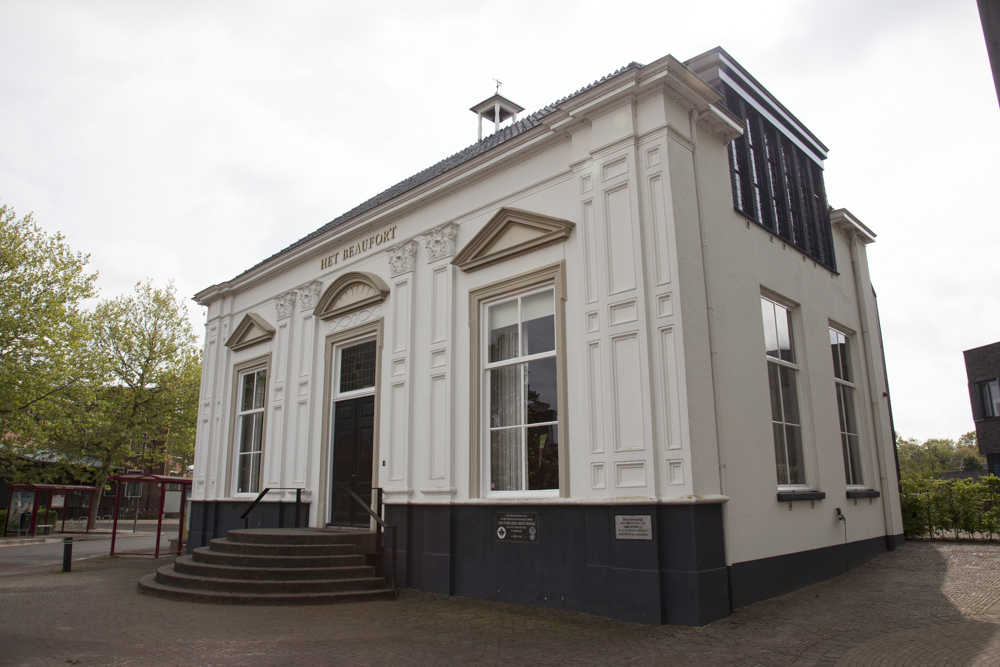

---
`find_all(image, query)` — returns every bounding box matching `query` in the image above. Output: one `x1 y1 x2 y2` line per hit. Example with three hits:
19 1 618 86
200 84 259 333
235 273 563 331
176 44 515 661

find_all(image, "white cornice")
195 54 736 305
830 208 876 245
194 127 566 305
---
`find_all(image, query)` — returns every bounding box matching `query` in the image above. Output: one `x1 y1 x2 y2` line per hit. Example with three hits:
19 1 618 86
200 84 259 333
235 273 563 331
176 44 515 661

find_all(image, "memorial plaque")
615 514 653 540
495 511 539 542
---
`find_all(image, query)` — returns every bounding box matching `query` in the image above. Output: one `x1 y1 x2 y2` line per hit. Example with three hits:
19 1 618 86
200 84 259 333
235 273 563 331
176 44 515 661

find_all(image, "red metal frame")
3 484 97 537
108 473 191 557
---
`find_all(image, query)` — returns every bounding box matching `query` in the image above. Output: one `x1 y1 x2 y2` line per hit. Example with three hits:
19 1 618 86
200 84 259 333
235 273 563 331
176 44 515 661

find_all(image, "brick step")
154 566 386 594
208 538 357 557
173 555 376 581
138 573 396 606
191 547 366 569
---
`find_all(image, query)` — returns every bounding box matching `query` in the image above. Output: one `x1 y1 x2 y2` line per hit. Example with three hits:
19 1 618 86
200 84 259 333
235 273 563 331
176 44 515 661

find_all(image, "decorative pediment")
225 313 276 351
452 207 575 272
315 272 390 321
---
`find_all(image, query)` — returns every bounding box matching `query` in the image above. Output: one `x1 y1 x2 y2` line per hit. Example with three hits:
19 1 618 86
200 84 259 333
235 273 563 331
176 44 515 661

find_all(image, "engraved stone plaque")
495 511 539 543
615 514 652 540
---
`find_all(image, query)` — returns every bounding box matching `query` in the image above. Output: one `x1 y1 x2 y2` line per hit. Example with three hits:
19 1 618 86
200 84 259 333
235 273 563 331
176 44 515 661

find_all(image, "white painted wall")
191 57 899 563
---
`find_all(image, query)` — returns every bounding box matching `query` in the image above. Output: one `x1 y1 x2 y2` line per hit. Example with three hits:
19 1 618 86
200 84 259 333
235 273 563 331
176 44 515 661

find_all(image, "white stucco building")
191 47 903 625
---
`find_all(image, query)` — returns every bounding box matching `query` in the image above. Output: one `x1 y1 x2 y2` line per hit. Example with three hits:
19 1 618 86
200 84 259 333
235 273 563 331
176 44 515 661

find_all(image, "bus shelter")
3 484 97 537
108 473 191 557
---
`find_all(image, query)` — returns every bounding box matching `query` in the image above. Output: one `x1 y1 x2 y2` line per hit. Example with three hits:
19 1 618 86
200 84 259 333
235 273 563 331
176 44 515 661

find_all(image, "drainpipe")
847 230 896 545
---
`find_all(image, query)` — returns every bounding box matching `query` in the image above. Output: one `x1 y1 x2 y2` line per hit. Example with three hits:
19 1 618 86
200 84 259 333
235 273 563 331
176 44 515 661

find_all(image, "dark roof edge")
195 61 645 303
686 46 828 157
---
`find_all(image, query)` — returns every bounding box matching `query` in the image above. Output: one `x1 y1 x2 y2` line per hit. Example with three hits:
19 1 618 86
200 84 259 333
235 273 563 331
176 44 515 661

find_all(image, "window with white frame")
235 367 267 494
761 296 805 486
830 328 863 486
484 286 559 493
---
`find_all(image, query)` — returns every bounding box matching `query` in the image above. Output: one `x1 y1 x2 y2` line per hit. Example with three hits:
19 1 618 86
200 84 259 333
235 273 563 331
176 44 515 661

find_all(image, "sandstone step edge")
173 555 376 581
155 566 387 594
225 528 376 547
138 573 397 606
208 538 357 556
191 547 367 569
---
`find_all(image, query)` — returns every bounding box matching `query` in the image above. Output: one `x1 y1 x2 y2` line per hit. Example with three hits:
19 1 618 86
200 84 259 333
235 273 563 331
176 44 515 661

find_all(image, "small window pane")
779 365 800 425
489 299 520 362
252 370 266 409
776 306 794 363
522 290 555 355
784 425 804 484
762 299 779 359
339 341 377 393
526 358 558 424
844 434 862 485
490 364 522 428
838 342 851 383
526 425 558 490
490 427 522 492
829 329 851 383
239 414 260 454
767 363 783 422
840 384 857 434
836 385 848 433
830 329 842 379
241 373 257 412
237 452 260 494
773 423 788 483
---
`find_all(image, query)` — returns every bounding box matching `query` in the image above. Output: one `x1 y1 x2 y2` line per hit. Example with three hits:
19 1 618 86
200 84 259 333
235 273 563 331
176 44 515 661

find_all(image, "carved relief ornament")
274 290 297 319
424 223 457 263
387 240 417 277
315 272 390 321
297 280 323 312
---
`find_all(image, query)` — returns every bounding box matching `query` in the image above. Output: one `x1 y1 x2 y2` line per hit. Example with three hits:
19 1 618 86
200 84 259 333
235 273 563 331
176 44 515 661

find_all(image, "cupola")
470 89 524 142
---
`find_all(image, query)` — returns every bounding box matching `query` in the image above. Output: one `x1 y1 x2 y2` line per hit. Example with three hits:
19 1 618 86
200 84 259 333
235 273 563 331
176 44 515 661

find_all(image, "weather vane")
493 78 502 93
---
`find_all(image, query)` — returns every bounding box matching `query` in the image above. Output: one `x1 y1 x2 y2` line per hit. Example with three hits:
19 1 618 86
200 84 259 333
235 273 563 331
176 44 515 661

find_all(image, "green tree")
48 281 201 523
896 435 950 478
0 204 98 429
896 432 986 479
953 432 985 471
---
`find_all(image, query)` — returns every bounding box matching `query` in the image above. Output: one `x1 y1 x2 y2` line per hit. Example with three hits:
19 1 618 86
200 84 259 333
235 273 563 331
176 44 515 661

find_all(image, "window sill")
776 491 826 502
846 489 880 499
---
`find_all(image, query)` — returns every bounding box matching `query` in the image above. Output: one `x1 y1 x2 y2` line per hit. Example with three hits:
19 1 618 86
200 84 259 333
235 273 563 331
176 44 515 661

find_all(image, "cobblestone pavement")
1 541 999 666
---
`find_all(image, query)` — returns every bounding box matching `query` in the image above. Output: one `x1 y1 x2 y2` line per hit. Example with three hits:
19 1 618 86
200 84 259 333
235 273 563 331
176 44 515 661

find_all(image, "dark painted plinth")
728 532 905 608
384 503 729 626
188 500 310 553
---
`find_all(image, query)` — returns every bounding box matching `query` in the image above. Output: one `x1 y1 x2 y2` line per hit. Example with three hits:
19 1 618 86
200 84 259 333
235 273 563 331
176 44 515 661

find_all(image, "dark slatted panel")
721 83 836 272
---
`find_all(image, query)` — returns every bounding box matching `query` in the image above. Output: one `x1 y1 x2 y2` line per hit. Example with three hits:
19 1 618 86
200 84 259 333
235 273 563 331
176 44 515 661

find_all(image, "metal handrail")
240 487 304 529
345 487 397 594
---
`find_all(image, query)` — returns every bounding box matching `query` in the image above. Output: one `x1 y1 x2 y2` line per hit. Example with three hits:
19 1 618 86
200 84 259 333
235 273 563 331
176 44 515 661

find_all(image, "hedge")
900 475 1000 539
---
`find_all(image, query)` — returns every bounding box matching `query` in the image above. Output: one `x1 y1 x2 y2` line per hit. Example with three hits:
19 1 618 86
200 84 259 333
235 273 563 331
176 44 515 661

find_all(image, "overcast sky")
1 0 997 442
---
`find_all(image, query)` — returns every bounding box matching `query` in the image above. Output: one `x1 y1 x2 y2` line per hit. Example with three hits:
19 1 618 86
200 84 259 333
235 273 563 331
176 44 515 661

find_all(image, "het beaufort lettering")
319 225 397 270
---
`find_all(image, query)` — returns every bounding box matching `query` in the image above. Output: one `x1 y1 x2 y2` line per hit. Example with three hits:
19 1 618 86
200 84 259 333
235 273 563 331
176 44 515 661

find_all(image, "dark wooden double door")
329 395 375 527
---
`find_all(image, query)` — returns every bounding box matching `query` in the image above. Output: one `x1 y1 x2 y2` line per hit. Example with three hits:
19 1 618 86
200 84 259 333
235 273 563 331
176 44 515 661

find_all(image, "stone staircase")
138 528 396 605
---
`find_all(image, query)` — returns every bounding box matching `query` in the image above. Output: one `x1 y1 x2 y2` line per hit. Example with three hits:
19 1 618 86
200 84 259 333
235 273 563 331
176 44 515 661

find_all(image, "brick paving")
1 541 999 666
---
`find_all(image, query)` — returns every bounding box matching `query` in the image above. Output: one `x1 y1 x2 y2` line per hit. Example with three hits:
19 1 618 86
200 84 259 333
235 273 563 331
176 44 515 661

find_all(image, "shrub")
36 506 60 528
900 475 1000 540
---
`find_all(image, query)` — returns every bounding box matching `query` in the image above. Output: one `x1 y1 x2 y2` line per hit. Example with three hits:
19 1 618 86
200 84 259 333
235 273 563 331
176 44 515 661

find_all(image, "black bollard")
62 537 72 572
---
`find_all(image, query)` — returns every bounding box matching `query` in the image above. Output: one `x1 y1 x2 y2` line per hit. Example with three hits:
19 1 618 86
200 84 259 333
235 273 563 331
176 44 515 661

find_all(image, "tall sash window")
485 287 559 493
